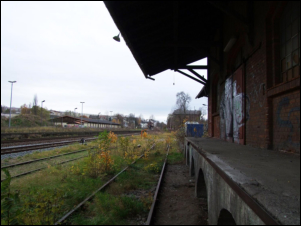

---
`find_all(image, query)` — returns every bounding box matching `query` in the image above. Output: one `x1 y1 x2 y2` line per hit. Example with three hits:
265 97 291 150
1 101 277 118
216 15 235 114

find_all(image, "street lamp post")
41 100 45 126
74 108 77 117
202 104 208 117
98 112 101 129
80 102 85 127
8 81 16 128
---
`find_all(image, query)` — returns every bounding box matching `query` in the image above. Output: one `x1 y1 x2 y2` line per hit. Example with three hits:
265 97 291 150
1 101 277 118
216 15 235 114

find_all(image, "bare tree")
176 91 191 114
32 94 39 115
169 92 192 129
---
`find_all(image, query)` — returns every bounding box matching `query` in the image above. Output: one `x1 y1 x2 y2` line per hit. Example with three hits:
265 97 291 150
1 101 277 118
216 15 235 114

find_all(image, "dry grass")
1 132 178 225
1 151 88 179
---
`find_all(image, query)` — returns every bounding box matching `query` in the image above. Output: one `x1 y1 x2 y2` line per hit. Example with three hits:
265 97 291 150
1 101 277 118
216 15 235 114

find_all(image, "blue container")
186 124 204 137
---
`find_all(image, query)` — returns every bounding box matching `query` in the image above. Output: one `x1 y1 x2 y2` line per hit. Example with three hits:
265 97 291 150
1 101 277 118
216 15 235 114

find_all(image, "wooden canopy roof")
104 1 222 78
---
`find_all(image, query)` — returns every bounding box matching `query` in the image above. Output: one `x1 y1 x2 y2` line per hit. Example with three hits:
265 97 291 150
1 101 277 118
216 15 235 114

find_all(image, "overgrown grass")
1 114 51 128
1 132 174 225
68 150 166 225
1 151 88 179
70 193 146 225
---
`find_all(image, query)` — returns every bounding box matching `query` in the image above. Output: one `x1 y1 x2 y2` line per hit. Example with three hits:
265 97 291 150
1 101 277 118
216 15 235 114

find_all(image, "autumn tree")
20 104 31 114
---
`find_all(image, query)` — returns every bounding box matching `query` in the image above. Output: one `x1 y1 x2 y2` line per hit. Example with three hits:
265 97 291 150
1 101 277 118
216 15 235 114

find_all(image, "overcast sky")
1 1 208 123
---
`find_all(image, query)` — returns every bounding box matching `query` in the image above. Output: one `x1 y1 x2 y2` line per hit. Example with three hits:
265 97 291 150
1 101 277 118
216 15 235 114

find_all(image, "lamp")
224 36 237 52
113 32 120 42
80 102 85 127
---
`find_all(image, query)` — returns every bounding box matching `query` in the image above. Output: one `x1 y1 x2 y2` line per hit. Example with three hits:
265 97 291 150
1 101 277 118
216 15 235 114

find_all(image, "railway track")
1 132 141 156
54 143 170 225
1 135 95 146
1 138 96 155
1 133 171 225
1 147 99 182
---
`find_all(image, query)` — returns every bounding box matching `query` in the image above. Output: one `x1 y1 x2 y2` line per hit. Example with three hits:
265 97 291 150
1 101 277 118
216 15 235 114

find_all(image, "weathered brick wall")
245 41 267 148
213 115 220 138
209 1 300 151
273 89 300 152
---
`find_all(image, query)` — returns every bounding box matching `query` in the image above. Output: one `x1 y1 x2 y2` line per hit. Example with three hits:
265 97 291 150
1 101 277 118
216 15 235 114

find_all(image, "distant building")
172 109 202 122
52 116 121 128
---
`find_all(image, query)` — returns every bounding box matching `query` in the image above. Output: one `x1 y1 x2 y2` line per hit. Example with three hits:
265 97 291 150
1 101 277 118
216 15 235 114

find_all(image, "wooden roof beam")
176 69 206 85
176 65 208 70
188 68 208 83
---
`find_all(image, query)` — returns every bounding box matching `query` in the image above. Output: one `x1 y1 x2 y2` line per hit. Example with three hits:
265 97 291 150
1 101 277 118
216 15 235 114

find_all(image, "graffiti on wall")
248 73 265 108
219 76 250 142
233 81 250 139
276 97 300 149
224 77 233 138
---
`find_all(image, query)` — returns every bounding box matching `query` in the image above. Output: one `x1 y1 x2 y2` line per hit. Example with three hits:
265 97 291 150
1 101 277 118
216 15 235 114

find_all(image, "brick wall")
213 115 220 138
272 90 300 152
245 40 267 148
209 1 300 151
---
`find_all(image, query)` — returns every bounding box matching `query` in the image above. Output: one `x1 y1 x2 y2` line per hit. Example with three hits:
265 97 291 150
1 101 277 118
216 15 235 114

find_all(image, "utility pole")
98 112 101 128
110 111 113 128
8 81 16 128
80 102 85 127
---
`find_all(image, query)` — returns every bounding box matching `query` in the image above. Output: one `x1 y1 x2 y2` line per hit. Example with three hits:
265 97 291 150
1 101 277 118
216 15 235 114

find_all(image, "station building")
52 116 121 128
105 1 299 152
105 1 300 225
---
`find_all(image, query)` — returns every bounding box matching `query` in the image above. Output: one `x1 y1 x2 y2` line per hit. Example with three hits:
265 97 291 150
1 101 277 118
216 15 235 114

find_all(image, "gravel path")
153 162 208 225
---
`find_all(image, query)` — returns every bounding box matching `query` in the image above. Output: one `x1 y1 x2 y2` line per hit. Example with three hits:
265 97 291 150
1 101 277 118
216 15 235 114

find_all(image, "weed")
144 163 160 174
1 169 22 225
22 189 64 225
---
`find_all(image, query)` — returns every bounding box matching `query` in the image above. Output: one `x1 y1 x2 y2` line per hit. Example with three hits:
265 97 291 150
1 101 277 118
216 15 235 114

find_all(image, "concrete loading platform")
185 137 300 225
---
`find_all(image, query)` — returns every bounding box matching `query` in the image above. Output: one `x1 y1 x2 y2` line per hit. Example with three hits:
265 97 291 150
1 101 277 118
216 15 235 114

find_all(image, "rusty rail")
1 138 96 155
1 132 140 155
1 155 88 182
146 144 170 225
1 147 96 169
54 143 157 225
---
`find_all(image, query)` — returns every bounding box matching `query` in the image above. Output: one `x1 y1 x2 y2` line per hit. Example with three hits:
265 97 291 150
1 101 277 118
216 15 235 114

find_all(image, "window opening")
280 2 300 83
